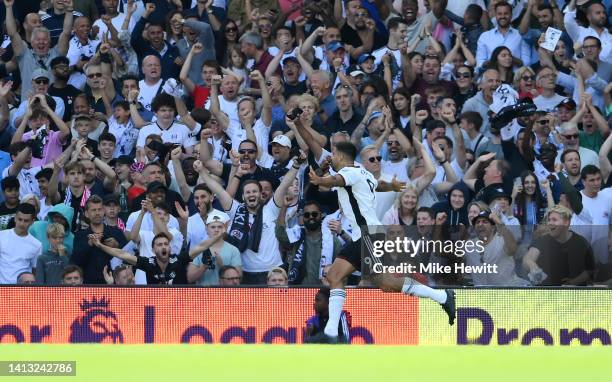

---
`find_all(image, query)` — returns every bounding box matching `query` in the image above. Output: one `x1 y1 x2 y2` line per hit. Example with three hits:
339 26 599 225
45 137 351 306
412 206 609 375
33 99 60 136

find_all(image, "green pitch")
1 345 609 382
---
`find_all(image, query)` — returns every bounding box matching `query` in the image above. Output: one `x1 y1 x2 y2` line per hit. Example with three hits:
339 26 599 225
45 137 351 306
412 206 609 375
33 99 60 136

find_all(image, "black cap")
472 210 495 226
146 181 167 194
485 188 512 205
556 98 576 110
103 194 120 205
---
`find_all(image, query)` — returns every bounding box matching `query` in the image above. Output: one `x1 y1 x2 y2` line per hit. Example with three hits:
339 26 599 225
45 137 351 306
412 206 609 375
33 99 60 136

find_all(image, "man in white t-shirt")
2 142 50 199
137 55 164 111
205 74 240 126
579 165 612 263
196 154 306 284
136 93 196 154
0 204 42 284
187 184 222 251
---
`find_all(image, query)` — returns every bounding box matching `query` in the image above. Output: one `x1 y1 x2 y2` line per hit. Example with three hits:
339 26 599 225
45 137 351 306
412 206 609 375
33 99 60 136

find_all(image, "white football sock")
324 289 346 337
401 278 447 304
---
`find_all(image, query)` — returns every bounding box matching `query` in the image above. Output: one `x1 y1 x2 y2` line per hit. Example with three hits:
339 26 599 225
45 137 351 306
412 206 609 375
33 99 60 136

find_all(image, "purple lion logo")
69 297 124 343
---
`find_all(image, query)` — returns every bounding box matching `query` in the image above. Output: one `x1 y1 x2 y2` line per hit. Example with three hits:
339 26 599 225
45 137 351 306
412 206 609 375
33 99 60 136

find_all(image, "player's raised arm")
90 234 137 265
309 166 346 188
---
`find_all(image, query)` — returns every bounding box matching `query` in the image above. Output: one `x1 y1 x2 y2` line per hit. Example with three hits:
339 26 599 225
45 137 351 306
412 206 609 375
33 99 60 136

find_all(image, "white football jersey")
335 166 381 241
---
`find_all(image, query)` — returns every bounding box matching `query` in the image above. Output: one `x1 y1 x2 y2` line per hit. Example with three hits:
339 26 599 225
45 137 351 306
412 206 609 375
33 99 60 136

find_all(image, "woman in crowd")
485 46 515 84
382 186 419 226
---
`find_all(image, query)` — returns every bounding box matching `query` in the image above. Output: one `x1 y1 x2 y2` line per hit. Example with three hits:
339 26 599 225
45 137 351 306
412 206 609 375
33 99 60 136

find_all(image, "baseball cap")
103 194 120 205
282 56 300 65
556 98 576 110
472 210 495 226
206 210 230 225
485 188 512 205
357 54 375 65
32 68 51 81
146 181 167 194
326 41 345 52
269 135 292 148
349 70 366 77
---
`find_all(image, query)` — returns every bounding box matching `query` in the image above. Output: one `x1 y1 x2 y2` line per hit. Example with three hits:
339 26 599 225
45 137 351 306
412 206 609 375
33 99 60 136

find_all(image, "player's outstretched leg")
323 258 356 341
375 274 456 325
402 277 456 325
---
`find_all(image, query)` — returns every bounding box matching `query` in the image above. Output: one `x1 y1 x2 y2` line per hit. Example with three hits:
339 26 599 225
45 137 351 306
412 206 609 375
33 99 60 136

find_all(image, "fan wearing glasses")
11 69 66 129
4 0 72 98
556 122 600 169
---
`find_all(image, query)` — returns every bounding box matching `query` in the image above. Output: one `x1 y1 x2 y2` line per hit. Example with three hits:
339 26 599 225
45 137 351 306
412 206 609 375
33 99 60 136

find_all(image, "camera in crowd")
27 129 48 159
287 107 303 121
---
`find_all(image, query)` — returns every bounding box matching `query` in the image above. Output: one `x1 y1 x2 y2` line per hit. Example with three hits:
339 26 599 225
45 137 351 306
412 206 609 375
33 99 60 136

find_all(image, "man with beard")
476 1 530 68
197 154 306 285
72 195 127 284
48 57 80 122
560 149 584 191
277 200 342 286
257 135 293 181
91 231 197 285
186 184 222 252
5 0 72 97
463 210 526 286
523 205 594 286
339 2 386 60
400 0 448 53
564 1 612 63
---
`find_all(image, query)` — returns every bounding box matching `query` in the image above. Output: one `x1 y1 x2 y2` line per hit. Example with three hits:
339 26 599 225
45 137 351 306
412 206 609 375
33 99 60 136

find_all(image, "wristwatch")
207 9 213 14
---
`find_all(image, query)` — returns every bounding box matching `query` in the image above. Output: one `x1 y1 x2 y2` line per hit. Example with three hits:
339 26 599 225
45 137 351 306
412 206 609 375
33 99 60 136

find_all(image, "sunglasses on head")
34 78 49 85
87 72 103 79
238 149 257 154
303 212 320 219
368 156 382 163
563 133 579 139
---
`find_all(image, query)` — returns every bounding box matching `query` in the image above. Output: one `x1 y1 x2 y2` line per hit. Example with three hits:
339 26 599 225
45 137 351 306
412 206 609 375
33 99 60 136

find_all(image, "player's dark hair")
35 168 53 181
194 183 213 195
303 200 322 211
119 74 139 88
580 164 601 180
434 135 453 148
17 203 37 219
239 139 258 150
387 17 406 31
85 195 104 210
219 265 239 278
425 120 446 133
584 36 601 49
151 93 177 113
62 264 83 279
459 111 483 132
417 206 435 220
8 141 27 157
152 232 171 247
1 175 19 191
203 60 222 74
114 100 130 111
335 141 357 160
494 1 512 12
242 179 262 193
98 132 116 144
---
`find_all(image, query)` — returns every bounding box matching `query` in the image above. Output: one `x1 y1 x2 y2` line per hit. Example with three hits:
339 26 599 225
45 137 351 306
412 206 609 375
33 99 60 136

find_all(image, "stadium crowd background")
0 0 610 288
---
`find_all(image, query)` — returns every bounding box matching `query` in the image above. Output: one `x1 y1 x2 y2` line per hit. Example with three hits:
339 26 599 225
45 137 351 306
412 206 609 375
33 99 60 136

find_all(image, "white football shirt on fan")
335 166 381 241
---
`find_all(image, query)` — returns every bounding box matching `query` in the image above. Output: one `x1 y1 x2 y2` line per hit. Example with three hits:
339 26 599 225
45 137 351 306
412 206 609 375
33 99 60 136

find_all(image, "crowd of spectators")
0 0 611 287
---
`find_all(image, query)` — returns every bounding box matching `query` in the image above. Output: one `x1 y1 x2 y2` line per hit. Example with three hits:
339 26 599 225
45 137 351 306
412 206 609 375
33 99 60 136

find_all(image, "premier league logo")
69 297 124 343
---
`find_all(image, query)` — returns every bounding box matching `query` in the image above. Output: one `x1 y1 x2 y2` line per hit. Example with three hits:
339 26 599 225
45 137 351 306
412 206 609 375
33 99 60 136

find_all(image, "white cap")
206 210 230 225
349 70 366 77
270 134 292 148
